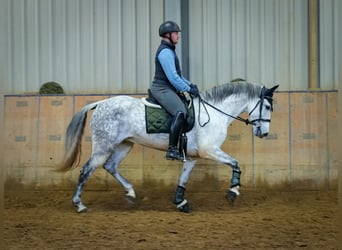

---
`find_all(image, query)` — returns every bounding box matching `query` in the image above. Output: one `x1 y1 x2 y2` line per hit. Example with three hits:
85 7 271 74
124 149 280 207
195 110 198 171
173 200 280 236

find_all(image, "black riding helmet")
159 21 181 37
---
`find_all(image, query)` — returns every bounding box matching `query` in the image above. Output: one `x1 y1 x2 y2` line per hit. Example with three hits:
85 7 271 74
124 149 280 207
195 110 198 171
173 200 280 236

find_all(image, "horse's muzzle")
260 132 269 138
255 127 268 138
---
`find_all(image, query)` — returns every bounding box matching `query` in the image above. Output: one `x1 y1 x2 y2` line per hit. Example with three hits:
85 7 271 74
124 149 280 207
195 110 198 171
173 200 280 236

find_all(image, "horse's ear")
265 84 279 96
270 84 279 92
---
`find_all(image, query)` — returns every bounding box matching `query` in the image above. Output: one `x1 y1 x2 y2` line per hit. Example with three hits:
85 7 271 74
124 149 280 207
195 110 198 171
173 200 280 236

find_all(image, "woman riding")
150 21 200 161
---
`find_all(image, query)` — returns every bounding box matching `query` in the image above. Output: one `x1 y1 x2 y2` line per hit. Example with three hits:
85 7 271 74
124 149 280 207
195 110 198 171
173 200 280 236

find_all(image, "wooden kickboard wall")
3 91 338 190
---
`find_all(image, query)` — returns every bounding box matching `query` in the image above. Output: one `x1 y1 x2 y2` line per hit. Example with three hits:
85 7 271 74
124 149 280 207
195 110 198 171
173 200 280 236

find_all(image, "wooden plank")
327 92 338 188
253 92 290 188
290 92 328 189
37 96 74 186
4 96 39 185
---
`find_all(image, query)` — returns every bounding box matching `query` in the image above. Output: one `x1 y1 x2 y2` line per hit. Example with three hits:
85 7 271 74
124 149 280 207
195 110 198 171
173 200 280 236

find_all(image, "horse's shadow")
57 187 271 213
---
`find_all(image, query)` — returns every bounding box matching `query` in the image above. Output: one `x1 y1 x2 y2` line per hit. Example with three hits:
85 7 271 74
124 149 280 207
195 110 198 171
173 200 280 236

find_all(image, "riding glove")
189 84 200 97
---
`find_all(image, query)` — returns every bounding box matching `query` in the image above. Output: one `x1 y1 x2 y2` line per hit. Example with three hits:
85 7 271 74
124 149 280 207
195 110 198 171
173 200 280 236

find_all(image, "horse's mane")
202 81 262 104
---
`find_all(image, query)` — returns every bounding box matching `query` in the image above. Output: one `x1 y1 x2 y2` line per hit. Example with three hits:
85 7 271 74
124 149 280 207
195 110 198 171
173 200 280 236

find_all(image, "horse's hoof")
125 195 136 204
176 199 190 213
74 202 87 213
77 206 87 213
226 190 237 204
125 188 136 204
178 203 190 213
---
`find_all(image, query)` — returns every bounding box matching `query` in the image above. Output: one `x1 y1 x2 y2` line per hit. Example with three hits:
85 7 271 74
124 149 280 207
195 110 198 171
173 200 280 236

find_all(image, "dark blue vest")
153 40 182 88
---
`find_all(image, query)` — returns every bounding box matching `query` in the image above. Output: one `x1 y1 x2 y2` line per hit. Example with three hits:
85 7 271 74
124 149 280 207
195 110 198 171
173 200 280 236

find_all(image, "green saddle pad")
145 100 195 134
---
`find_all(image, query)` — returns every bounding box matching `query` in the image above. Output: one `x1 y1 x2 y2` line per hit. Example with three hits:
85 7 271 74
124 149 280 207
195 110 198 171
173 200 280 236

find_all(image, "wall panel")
253 93 290 187
4 96 39 185
1 0 340 93
1 0 163 94
327 92 338 188
189 0 309 90
188 0 340 91
290 92 328 188
37 96 73 187
320 0 341 89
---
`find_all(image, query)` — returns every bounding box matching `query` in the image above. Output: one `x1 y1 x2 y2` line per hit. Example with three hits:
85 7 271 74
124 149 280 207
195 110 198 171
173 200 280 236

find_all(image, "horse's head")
248 84 279 138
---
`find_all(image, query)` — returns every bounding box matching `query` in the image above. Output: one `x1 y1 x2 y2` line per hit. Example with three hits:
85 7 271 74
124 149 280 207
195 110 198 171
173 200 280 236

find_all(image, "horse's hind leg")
103 141 136 203
72 152 111 213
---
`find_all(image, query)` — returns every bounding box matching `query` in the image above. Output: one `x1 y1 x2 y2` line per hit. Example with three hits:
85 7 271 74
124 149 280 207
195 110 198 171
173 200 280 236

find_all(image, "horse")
57 81 279 213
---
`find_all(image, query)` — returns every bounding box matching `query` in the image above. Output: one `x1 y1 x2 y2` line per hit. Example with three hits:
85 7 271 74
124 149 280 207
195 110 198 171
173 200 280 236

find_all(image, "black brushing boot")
173 185 190 213
166 111 185 161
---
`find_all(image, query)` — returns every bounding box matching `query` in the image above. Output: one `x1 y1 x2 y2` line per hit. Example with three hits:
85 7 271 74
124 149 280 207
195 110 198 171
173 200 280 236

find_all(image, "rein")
197 97 253 127
196 87 272 127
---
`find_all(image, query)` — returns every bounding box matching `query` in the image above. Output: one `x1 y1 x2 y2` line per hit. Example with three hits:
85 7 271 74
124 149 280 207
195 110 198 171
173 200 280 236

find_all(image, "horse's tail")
56 100 102 172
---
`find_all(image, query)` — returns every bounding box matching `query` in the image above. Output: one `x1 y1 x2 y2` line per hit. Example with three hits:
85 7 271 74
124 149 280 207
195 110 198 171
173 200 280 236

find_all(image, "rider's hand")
189 84 200 97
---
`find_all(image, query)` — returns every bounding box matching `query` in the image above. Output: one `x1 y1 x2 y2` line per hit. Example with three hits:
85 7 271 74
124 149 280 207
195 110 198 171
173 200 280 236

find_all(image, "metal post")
308 0 319 89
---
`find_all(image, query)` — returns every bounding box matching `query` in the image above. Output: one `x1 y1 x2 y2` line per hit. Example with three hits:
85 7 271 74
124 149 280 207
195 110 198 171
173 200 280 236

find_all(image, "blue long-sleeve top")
158 48 192 92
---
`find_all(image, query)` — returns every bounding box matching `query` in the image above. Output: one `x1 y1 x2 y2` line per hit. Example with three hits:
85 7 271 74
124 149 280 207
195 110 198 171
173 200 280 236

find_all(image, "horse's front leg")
199 147 242 204
174 160 197 213
226 165 242 203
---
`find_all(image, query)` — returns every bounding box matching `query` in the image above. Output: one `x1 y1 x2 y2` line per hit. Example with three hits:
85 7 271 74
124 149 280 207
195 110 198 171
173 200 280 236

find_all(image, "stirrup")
166 147 184 161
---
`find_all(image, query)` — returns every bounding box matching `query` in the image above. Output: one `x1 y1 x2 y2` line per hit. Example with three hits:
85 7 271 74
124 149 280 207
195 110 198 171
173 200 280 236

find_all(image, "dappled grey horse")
57 81 279 213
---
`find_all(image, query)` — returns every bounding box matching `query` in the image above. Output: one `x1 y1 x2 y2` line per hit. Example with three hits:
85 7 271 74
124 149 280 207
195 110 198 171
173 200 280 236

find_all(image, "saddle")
142 90 195 134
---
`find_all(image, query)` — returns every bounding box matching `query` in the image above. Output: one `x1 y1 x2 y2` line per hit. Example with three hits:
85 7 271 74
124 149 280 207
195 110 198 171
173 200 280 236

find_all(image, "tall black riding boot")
166 111 185 161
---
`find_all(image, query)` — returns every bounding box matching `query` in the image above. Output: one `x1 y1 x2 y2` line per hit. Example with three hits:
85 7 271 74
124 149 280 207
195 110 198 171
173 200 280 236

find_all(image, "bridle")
247 87 273 125
197 86 273 127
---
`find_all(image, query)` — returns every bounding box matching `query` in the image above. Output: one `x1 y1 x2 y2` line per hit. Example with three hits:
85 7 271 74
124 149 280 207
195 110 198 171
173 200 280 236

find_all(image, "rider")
150 21 200 161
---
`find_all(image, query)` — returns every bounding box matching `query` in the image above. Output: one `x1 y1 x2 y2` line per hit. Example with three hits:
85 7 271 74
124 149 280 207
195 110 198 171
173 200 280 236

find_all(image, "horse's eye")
265 105 271 111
